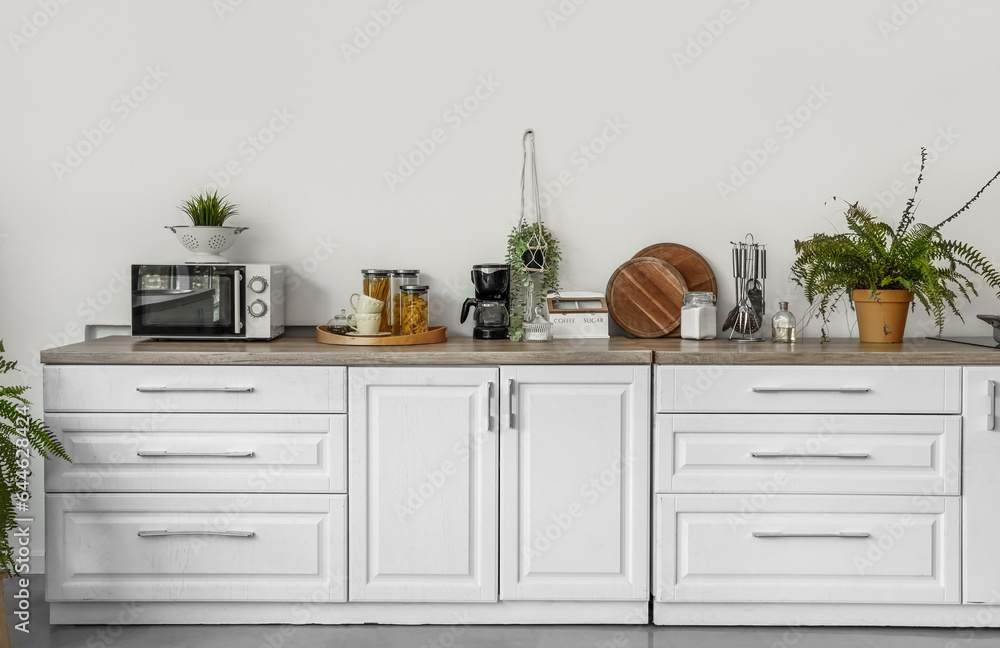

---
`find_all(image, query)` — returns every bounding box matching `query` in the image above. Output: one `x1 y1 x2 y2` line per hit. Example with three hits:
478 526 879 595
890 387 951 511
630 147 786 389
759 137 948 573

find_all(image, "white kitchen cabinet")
655 494 960 604
963 368 1000 604
656 414 961 495
45 413 346 493
47 493 346 602
348 367 498 602
500 366 649 601
657 365 961 414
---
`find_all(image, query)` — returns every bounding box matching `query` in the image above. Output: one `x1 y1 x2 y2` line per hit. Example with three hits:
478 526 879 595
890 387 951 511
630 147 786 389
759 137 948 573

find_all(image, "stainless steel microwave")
131 264 284 340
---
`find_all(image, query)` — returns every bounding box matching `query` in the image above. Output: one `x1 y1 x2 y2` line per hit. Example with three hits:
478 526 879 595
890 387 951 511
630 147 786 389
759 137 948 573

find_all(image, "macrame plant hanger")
519 129 547 319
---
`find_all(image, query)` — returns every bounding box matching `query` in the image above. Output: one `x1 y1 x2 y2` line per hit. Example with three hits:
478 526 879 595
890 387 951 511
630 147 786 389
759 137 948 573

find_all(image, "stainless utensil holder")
728 235 766 342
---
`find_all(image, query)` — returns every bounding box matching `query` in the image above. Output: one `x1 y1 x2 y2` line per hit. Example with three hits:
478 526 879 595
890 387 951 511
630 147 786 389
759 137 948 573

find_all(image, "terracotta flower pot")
851 289 914 343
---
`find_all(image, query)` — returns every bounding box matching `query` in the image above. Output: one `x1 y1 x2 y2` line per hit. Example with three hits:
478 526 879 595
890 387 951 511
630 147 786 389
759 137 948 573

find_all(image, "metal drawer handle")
137 451 255 458
486 381 494 431
751 452 870 459
508 378 515 429
136 386 255 393
138 530 255 538
753 531 870 539
752 387 871 394
988 380 997 431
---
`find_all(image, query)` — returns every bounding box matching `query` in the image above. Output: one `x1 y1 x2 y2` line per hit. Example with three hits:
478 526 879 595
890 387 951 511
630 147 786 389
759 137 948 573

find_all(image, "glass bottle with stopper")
771 301 796 343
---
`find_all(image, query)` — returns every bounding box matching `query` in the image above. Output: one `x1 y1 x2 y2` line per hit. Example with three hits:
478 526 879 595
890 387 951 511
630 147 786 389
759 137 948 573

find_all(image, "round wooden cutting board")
606 257 688 338
633 243 717 295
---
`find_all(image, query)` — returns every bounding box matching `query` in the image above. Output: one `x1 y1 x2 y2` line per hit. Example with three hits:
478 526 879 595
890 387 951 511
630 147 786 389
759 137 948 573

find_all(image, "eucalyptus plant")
505 222 561 341
179 190 239 226
791 149 1000 341
0 341 70 574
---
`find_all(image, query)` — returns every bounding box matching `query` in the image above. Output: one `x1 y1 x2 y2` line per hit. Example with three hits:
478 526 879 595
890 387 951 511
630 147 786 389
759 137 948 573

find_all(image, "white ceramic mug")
351 293 385 314
348 312 382 335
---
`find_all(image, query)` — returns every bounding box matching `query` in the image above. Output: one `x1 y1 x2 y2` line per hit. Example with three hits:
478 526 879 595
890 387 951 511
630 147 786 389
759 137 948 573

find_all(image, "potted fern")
791 149 1000 342
0 341 70 576
167 190 247 263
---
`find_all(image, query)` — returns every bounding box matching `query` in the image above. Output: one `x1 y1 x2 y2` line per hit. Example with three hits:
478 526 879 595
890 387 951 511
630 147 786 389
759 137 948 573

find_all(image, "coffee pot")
461 264 510 339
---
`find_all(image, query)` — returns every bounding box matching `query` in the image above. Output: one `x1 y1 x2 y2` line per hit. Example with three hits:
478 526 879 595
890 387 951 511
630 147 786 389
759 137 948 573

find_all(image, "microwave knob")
248 276 268 293
248 299 268 318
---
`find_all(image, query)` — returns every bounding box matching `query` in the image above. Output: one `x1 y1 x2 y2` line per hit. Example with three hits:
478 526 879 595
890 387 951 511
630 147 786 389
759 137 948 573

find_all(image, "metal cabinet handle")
137 451 255 458
750 452 870 459
138 530 255 538
234 269 243 334
486 381 494 431
508 378 515 429
989 380 997 431
753 532 870 539
752 387 870 394
136 387 255 393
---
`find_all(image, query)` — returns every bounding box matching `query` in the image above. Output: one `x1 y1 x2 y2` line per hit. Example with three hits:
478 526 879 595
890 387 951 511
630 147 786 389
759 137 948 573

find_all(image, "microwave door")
132 265 246 338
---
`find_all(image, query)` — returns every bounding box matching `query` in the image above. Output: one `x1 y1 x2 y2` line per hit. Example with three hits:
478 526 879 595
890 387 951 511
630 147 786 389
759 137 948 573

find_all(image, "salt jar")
680 291 717 340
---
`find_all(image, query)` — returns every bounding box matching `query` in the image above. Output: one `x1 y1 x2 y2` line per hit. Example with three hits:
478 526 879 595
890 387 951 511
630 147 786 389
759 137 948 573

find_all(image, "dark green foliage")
791 149 1000 341
505 223 561 341
0 341 70 574
179 190 239 227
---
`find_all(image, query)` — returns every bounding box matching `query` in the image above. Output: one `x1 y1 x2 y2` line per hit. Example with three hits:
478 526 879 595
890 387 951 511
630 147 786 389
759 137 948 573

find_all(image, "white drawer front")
44 414 346 493
656 365 961 413
655 494 959 604
655 415 961 495
46 494 346 602
43 365 346 413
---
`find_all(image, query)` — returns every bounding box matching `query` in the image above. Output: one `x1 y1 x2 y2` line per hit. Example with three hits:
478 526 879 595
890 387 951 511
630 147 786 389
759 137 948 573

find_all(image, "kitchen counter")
38 335 653 366
38 335 1000 366
646 337 1000 365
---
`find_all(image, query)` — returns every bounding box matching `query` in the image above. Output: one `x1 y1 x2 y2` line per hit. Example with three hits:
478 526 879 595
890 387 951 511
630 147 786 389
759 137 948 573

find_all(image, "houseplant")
791 149 1000 342
167 190 247 263
506 221 561 340
0 341 70 575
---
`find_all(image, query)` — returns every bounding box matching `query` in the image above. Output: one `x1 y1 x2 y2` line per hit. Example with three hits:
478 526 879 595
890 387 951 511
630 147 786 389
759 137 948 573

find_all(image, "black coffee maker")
460 264 510 340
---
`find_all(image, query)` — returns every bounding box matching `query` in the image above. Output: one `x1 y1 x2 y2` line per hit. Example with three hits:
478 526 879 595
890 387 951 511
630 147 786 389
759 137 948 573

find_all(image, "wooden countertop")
38 335 1000 366
646 337 999 365
39 336 653 366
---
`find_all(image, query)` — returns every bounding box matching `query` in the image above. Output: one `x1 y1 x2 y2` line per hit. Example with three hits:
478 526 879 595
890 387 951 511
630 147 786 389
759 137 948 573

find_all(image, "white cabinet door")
47 493 346 602
500 365 649 601
963 367 1000 604
349 367 498 602
656 494 960 604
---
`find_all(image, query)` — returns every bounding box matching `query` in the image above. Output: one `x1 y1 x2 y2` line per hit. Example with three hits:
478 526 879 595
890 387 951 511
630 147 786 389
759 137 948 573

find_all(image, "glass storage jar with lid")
389 270 420 335
680 291 717 340
398 285 429 335
361 269 391 332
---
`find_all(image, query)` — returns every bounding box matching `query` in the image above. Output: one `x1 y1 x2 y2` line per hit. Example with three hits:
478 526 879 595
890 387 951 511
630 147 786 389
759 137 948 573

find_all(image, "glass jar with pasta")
389 269 420 335
361 269 391 333
398 285 429 335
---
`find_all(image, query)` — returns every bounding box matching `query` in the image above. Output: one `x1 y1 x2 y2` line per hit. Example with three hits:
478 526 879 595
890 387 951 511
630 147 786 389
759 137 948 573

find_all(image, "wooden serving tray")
316 325 447 346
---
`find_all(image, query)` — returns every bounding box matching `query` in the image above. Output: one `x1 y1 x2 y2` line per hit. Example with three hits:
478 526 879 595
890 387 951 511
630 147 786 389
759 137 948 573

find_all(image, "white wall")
3 0 1000 564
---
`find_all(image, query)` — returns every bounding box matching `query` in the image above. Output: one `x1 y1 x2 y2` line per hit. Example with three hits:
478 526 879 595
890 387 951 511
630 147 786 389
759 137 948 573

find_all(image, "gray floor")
7 578 1000 648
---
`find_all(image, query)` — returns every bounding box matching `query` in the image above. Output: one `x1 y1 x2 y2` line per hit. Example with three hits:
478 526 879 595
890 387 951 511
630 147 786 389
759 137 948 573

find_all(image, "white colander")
165 226 248 263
